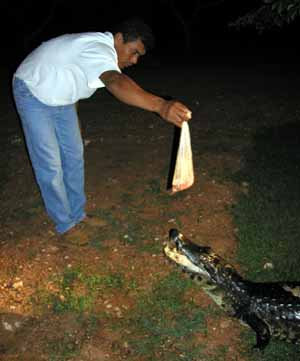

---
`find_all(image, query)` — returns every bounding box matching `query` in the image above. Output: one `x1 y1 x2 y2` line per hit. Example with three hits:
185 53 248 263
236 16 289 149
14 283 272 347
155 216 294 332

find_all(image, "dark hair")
111 17 155 51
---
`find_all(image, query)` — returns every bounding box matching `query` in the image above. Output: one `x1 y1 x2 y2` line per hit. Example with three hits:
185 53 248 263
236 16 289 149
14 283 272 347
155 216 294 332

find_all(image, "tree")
161 0 226 53
230 0 300 32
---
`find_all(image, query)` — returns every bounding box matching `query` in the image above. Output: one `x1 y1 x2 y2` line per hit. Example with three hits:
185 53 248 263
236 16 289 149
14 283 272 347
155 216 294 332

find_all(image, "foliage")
46 267 124 313
232 122 300 281
159 0 226 52
117 272 207 360
240 328 300 361
47 333 80 361
230 0 300 32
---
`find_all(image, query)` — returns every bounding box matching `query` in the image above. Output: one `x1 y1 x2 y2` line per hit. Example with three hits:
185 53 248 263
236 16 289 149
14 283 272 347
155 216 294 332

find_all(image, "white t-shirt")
15 32 121 106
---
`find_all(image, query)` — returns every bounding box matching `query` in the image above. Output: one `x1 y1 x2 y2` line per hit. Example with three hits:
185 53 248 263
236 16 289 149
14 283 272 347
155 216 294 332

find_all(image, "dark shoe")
61 224 90 246
82 214 107 227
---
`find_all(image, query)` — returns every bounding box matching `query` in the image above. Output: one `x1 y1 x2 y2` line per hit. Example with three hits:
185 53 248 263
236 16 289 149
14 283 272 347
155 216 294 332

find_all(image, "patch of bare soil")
0 68 247 361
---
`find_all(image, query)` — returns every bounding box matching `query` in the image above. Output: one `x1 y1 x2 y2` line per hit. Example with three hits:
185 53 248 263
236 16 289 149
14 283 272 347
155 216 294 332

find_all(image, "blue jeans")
13 77 86 233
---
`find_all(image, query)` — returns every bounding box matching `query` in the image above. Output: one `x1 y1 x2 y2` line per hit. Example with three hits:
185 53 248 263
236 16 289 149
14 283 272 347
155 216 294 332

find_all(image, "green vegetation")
36 120 300 360
231 122 300 359
48 333 80 361
4 62 300 360
115 272 207 360
230 0 300 32
240 328 300 361
232 122 300 281
34 267 125 314
90 177 184 251
46 314 99 361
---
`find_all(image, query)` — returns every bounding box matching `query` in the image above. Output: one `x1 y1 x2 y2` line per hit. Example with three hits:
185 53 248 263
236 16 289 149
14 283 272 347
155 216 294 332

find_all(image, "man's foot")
60 215 106 246
82 214 107 227
61 224 90 246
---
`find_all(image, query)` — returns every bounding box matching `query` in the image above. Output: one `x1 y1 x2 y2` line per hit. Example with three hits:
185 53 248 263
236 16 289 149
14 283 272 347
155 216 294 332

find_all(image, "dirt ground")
0 60 287 360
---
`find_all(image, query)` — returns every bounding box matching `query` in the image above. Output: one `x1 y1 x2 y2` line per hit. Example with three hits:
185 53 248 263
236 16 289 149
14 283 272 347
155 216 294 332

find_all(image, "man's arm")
100 71 191 127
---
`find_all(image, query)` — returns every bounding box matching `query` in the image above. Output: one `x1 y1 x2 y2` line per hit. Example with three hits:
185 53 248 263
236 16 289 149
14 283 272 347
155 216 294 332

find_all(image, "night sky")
1 0 300 69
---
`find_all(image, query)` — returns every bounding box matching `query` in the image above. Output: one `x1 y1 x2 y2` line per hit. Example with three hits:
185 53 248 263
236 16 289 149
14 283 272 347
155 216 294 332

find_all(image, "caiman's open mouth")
164 243 204 274
164 229 211 278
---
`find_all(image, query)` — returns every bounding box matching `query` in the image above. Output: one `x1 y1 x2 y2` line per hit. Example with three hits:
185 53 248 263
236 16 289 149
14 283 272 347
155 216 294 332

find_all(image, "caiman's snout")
169 229 210 256
165 229 212 280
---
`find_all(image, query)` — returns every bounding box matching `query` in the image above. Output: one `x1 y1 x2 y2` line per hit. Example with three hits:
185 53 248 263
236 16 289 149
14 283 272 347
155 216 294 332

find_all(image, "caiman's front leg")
241 313 271 350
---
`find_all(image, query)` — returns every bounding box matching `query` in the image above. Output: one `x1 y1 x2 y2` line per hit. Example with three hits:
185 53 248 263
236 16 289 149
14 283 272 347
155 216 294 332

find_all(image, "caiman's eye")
213 258 219 265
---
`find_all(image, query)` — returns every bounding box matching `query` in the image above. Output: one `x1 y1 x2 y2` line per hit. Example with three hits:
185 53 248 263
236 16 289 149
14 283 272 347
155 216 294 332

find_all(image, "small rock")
84 139 91 146
220 320 232 329
263 262 274 270
12 281 23 289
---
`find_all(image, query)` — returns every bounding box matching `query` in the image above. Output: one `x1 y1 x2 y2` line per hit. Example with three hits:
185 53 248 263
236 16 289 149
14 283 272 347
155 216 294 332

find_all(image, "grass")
231 121 300 359
114 272 208 360
90 177 185 252
32 268 122 359
34 269 213 360
232 122 300 281
46 314 100 361
9 195 44 220
4 65 300 360
240 328 300 361
48 333 80 361
34 120 300 360
33 267 125 314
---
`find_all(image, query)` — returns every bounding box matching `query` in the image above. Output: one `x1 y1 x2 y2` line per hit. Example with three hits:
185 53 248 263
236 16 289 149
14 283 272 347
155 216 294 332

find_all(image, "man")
13 18 191 244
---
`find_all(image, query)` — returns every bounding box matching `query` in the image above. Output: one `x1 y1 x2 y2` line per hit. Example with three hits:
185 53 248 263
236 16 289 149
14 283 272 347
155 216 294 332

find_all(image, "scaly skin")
164 229 300 350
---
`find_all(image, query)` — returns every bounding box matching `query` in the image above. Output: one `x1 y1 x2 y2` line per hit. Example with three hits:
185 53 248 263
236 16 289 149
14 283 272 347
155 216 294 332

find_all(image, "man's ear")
114 32 124 46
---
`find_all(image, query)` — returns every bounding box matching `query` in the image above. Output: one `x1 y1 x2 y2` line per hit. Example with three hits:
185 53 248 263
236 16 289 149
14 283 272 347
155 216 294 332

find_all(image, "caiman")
164 228 300 349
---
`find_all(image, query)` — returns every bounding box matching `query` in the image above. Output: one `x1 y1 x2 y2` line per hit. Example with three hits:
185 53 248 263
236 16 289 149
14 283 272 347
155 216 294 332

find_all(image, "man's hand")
159 100 192 127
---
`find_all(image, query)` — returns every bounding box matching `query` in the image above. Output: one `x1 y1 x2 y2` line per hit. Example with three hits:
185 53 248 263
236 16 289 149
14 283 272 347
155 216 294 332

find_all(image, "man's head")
112 17 155 69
